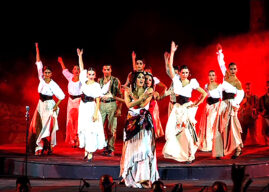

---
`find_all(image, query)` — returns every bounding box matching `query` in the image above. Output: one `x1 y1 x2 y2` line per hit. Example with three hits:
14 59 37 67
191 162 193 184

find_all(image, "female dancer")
120 72 159 188
162 41 207 163
198 70 222 152
213 44 244 159
29 43 65 155
145 71 165 138
58 57 82 148
77 48 107 162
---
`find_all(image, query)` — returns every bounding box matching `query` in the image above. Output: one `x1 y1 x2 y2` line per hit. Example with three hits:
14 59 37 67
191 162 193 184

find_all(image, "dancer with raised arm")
213 44 244 159
29 43 65 155
198 70 222 152
164 51 180 116
162 41 207 163
58 57 82 148
77 48 107 162
120 72 159 188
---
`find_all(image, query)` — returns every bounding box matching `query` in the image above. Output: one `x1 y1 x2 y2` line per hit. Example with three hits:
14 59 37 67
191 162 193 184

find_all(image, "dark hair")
44 65 52 72
179 65 189 72
88 67 96 72
145 72 155 88
173 65 179 71
245 82 251 86
228 62 237 67
130 71 145 91
212 181 227 192
103 64 112 68
145 66 152 71
136 58 145 65
209 70 215 74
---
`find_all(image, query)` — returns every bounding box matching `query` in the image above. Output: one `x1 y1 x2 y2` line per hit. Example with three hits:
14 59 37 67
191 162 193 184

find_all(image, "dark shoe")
216 157 221 160
107 150 115 157
186 160 193 164
118 179 125 185
231 151 242 159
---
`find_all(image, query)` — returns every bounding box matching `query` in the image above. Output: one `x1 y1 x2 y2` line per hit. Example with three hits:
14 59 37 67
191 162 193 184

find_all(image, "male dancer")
98 64 123 156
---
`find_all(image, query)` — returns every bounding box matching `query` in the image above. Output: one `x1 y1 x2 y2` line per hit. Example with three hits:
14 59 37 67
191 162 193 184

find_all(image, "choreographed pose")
58 57 82 148
198 70 222 152
29 43 65 155
213 44 244 159
162 41 207 163
120 72 159 188
76 48 108 162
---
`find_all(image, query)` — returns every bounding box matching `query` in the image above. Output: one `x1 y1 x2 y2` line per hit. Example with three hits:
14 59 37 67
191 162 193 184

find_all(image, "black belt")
101 99 116 103
175 95 190 105
222 91 235 101
81 94 95 103
170 101 176 105
39 93 53 102
69 94 81 100
207 97 220 105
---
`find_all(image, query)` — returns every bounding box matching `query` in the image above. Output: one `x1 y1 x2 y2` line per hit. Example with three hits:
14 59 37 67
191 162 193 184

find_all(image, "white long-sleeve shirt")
36 61 65 100
205 84 222 99
172 76 200 98
216 49 226 77
62 69 82 96
222 81 244 108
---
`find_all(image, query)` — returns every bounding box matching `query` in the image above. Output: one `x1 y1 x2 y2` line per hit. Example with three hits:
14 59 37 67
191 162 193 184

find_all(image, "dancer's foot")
141 180 152 189
186 160 193 164
118 179 125 185
87 153 93 162
35 149 42 156
216 157 222 160
231 150 242 159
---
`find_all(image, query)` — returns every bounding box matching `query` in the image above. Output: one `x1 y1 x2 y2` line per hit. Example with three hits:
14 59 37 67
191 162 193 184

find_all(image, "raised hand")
77 48 83 57
132 51 136 60
216 43 222 51
171 41 178 53
58 57 63 64
164 52 170 64
35 42 41 62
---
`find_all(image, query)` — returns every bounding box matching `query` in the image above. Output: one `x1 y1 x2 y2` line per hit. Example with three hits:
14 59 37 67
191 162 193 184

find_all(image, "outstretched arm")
193 87 207 107
77 48 84 71
168 41 178 79
35 43 41 62
216 43 227 77
132 51 136 71
35 43 43 80
164 52 171 78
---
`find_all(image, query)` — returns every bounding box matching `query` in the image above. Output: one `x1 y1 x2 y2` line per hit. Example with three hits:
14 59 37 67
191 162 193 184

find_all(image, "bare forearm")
78 55 84 71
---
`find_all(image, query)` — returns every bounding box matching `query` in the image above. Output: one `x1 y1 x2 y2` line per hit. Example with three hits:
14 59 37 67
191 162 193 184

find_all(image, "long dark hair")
145 72 154 89
130 71 145 92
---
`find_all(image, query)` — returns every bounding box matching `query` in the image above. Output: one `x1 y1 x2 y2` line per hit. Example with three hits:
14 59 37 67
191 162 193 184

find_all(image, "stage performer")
259 81 269 145
162 41 207 163
76 48 108 162
213 44 244 159
98 64 123 157
238 82 259 144
29 43 65 156
164 51 180 116
58 57 82 148
198 70 222 152
120 72 159 188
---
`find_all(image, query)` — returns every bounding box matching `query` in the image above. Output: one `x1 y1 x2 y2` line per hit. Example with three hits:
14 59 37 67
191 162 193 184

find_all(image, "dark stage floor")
0 142 269 191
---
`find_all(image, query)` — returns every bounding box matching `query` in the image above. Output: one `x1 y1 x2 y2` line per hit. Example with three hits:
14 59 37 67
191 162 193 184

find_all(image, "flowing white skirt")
78 101 106 153
198 102 220 151
163 102 199 162
212 100 243 157
65 97 80 145
29 99 59 152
